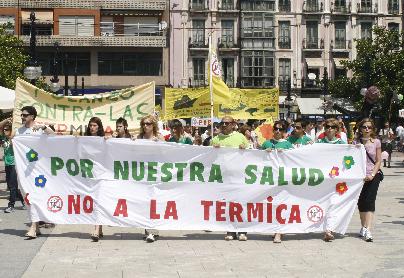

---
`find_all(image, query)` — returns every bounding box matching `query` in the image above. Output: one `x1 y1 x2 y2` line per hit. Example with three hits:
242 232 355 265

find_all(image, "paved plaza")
1 154 404 278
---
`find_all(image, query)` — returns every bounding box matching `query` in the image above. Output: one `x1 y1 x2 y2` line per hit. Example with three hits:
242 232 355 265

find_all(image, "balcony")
357 3 377 14
218 0 236 11
20 35 167 47
190 79 207 87
303 38 324 50
189 30 207 49
331 39 351 50
278 78 291 92
100 22 163 37
278 39 291 49
218 37 238 49
279 4 291 12
303 1 323 13
189 0 209 11
388 5 400 15
0 0 167 10
333 3 350 13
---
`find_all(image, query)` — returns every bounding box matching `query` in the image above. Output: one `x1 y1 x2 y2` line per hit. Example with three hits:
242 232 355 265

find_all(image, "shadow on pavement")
396 198 404 204
382 221 404 226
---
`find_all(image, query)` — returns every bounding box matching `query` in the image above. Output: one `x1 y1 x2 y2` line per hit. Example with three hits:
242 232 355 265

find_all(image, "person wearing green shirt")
261 120 293 244
287 118 314 148
211 116 249 241
0 119 25 213
168 119 193 145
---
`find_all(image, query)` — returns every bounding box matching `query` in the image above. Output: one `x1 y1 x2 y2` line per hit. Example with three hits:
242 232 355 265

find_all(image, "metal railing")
189 30 207 48
304 1 322 12
279 3 291 12
100 22 163 36
332 39 351 50
357 3 374 13
334 4 350 13
303 38 324 49
302 78 321 88
219 0 234 10
218 36 236 48
388 5 400 14
278 39 291 49
189 0 209 10
278 78 291 92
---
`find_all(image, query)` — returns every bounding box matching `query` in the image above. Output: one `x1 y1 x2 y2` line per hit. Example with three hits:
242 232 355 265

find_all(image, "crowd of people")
1 105 399 244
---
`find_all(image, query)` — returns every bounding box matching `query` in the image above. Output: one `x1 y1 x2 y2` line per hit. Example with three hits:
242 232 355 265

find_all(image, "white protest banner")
13 136 366 234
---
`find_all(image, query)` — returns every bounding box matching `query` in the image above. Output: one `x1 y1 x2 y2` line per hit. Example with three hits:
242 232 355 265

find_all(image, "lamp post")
23 11 42 85
284 79 293 118
49 42 60 93
322 67 329 116
64 53 69 96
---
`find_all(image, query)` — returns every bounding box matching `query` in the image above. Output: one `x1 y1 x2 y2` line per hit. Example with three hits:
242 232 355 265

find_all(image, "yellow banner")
164 87 279 120
12 78 154 135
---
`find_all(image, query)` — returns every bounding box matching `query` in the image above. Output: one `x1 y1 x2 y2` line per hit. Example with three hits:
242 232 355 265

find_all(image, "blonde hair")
139 115 158 138
325 118 340 132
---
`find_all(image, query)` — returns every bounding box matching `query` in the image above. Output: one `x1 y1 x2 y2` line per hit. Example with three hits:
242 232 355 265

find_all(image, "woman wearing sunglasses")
353 118 382 242
316 118 346 242
261 121 293 243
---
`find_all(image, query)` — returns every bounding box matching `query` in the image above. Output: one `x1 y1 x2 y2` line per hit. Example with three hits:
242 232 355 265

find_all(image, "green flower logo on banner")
336 182 348 195
35 175 47 188
343 156 355 169
26 149 39 162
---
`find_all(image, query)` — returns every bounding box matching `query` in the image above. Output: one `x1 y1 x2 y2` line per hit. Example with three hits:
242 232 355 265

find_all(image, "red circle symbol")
47 196 63 213
307 205 324 223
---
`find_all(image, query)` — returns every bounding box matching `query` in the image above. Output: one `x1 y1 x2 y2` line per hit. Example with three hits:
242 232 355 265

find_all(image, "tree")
0 23 28 89
329 26 404 122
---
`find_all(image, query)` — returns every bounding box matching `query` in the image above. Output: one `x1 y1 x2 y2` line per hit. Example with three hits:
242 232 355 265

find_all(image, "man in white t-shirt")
379 121 394 167
13 106 54 239
395 122 404 152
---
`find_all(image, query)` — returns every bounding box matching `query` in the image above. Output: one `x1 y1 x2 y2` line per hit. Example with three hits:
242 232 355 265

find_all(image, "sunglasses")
361 125 372 130
3 128 10 131
273 126 285 131
221 122 233 126
143 122 153 126
325 125 337 130
21 113 31 118
294 126 303 130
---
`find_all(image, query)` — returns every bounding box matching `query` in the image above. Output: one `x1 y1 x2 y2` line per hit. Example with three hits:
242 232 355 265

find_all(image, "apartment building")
0 0 169 91
170 0 402 98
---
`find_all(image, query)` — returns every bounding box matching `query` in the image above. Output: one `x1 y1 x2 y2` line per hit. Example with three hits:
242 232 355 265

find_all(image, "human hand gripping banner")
13 136 366 234
12 78 154 134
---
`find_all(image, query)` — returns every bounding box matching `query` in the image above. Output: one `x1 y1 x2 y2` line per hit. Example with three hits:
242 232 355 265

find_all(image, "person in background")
168 120 193 145
287 118 313 148
338 121 348 143
85 117 105 242
354 118 382 242
378 122 394 168
315 119 325 140
260 121 293 243
305 120 316 141
286 117 294 135
202 123 220 146
13 106 55 239
113 117 131 138
0 119 25 213
395 120 404 152
211 116 249 241
239 124 258 149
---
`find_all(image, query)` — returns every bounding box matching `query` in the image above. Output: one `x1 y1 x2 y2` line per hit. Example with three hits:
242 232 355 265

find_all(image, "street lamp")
23 11 42 84
284 79 293 118
49 42 60 93
322 67 329 116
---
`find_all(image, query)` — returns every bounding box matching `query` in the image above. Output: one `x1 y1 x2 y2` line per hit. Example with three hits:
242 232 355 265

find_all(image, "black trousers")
358 173 381 212
6 165 24 207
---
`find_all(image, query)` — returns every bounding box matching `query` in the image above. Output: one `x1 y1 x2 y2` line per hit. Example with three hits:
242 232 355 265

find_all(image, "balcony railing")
0 0 167 10
388 5 400 14
100 22 163 36
303 38 324 49
189 30 207 48
218 37 237 48
278 39 291 49
334 3 350 13
332 39 351 50
278 78 291 92
20 35 166 47
219 0 234 10
357 3 376 13
279 4 291 12
304 1 323 12
190 79 207 87
302 78 321 88
189 0 209 11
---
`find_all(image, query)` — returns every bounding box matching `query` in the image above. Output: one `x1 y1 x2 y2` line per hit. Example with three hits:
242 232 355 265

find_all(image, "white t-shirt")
395 125 404 139
15 126 44 136
379 128 393 143
339 131 348 144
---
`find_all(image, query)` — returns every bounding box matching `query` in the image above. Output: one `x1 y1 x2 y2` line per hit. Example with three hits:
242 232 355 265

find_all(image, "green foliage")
329 26 404 120
0 23 28 89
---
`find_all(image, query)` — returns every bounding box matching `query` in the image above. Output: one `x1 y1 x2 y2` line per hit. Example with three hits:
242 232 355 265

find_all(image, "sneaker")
238 233 248 241
364 230 373 242
4 207 14 213
21 204 27 210
224 232 236 241
145 233 157 243
359 227 367 237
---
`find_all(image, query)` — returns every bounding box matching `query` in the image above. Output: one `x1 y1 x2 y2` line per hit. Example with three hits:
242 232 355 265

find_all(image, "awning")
0 85 15 110
296 98 341 115
21 11 53 24
334 58 349 68
305 58 323 68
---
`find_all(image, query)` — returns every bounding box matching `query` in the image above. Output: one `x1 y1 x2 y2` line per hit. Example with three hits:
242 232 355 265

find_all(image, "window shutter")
59 16 76 36
77 16 94 36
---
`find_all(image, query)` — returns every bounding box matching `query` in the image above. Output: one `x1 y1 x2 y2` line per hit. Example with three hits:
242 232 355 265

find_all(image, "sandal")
324 231 334 242
25 230 37 239
273 233 282 243
90 233 99 242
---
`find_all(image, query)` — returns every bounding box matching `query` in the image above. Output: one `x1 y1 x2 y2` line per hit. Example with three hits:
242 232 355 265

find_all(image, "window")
334 22 346 49
306 0 319 12
278 58 291 92
59 16 94 36
0 15 15 34
278 21 291 49
241 0 275 11
220 0 234 10
334 0 347 12
388 23 400 32
361 22 372 39
221 20 234 47
191 0 207 10
222 58 234 87
241 50 274 87
191 20 205 47
193 58 206 87
22 25 53 35
98 52 162 76
279 0 290 12
359 0 372 13
388 0 400 14
37 52 91 76
306 21 318 48
241 13 274 38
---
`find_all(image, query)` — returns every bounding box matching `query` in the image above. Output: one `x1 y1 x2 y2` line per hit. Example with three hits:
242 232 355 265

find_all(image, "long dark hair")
116 117 131 138
85 117 105 137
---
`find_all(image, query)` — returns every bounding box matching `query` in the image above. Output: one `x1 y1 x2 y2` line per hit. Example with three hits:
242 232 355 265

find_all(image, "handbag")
364 151 384 181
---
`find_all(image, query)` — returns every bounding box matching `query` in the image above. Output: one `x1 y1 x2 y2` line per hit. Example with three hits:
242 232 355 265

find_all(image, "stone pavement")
1 154 404 278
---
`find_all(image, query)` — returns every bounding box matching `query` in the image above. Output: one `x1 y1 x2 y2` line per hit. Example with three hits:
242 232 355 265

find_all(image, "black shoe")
4 207 14 213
